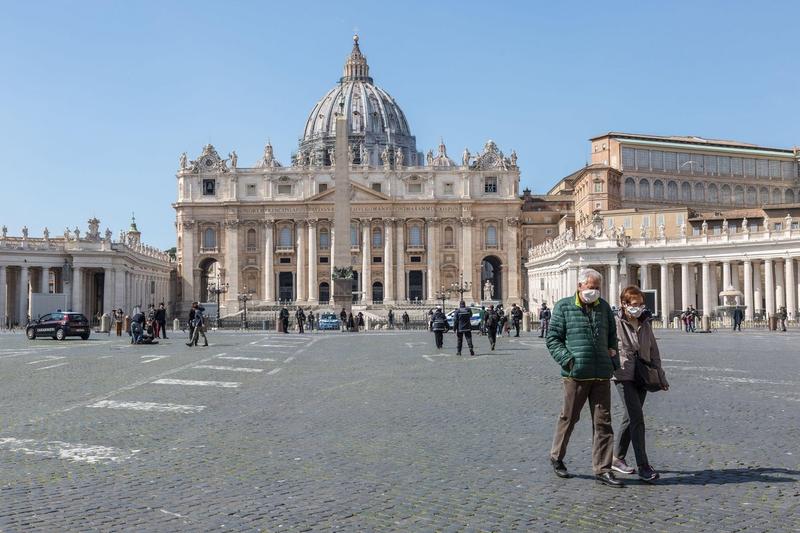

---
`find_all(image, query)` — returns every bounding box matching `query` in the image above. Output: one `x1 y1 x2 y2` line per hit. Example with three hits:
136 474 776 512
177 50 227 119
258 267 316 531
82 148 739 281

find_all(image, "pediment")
308 182 390 202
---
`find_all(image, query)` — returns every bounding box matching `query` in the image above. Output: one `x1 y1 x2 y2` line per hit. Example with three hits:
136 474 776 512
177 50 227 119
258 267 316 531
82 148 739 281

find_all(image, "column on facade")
753 261 762 315
264 221 275 303
18 266 29 322
731 262 741 305
460 217 474 301
0 265 6 328
426 220 436 301
785 257 796 320
296 220 307 303
660 262 669 322
639 263 650 291
506 218 520 302
361 219 371 303
396 220 406 302
181 221 195 304
701 262 711 318
774 259 785 310
722 261 732 291
307 220 318 303
329 226 335 284
668 265 676 315
608 264 619 305
680 263 690 310
763 259 775 317
743 259 754 321
709 263 718 309
383 219 394 304
103 268 113 314
224 222 239 299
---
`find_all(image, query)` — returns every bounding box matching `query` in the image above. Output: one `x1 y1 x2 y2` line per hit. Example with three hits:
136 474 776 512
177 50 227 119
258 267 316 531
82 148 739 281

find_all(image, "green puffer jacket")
546 293 619 379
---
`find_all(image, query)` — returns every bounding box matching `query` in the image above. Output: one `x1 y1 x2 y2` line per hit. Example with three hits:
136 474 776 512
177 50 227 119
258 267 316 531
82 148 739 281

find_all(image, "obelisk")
332 100 353 313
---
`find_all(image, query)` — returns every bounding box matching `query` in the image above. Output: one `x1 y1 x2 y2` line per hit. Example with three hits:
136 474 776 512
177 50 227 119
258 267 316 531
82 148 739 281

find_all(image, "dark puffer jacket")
546 293 619 379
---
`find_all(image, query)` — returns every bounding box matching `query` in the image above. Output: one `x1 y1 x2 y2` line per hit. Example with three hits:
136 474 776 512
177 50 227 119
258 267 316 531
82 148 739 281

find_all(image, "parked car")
317 311 340 331
26 312 90 340
446 307 482 330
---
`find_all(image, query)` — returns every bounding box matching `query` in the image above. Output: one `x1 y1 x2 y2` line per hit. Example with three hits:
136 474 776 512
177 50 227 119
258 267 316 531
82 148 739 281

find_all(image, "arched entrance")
372 281 383 304
408 271 424 302
480 256 502 302
199 258 220 303
319 282 330 304
278 272 294 302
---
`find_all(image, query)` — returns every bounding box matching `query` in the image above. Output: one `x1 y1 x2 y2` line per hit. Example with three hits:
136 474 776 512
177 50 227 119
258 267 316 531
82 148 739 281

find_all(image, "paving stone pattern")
0 328 798 531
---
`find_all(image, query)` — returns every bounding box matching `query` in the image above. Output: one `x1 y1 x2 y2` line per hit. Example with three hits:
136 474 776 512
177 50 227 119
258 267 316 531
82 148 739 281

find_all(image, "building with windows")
174 36 523 314
526 133 800 323
0 217 175 327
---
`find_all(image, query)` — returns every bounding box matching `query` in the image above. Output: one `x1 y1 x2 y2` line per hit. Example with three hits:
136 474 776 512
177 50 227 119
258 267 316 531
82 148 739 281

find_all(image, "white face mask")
580 289 600 303
626 306 643 317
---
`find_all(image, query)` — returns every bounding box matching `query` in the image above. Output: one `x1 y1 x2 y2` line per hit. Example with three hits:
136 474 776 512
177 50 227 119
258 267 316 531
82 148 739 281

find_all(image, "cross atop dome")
341 34 372 83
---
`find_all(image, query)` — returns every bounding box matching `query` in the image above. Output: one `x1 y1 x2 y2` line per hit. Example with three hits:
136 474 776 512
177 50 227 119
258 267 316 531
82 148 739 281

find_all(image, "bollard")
701 315 710 332
522 312 531 332
100 313 111 333
673 317 681 329
173 318 180 332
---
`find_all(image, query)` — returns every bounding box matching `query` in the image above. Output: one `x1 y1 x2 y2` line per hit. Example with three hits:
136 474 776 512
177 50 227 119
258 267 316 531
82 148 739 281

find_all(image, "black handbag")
633 351 663 392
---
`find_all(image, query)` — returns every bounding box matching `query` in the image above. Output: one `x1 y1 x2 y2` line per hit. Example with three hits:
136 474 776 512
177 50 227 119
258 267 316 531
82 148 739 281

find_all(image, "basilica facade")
174 36 523 314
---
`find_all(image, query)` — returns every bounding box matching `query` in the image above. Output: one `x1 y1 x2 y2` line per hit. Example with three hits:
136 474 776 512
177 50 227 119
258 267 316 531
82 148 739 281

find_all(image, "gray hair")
577 268 603 285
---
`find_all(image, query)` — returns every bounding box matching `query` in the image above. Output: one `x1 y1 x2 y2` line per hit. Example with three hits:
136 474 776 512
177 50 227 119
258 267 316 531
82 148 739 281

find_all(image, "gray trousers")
614 380 649 467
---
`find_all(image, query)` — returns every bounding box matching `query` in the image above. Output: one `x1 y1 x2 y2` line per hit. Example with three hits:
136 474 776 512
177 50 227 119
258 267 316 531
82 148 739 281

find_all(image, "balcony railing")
200 246 219 254
406 243 425 252
275 245 295 254
246 245 257 253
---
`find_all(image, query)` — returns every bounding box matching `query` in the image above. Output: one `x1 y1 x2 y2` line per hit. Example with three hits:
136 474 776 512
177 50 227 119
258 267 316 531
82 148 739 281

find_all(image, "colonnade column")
753 261 762 315
224 221 239 300
426 220 436 301
181 221 195 304
396 221 406 302
40 267 49 294
296 221 307 303
701 262 711 318
774 259 785 310
264 221 274 303
763 259 775 318
722 261 732 290
680 263 690 310
18 266 29 322
743 260 753 321
383 219 394 304
608 264 618 305
72 267 83 313
329 227 335 285
785 257 796 320
361 220 371 304
307 220 318 304
103 268 113 314
0 265 6 328
506 217 520 302
660 263 669 323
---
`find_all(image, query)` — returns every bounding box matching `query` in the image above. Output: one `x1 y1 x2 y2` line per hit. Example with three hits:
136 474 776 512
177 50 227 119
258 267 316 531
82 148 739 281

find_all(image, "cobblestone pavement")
0 327 798 531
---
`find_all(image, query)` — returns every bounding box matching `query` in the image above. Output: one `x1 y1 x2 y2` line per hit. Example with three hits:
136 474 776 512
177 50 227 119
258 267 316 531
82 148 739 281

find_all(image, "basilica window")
635 149 649 170
694 183 705 202
756 159 769 178
279 227 292 248
409 225 423 247
246 228 257 252
484 177 498 194
371 183 382 193
663 151 677 171
704 155 717 175
485 225 498 247
444 226 454 247
594 182 603 193
772 189 782 204
708 184 719 203
621 148 635 169
653 180 664 200
667 181 678 201
638 179 650 199
681 182 691 202
203 228 217 250
318 183 328 193
744 159 756 178
408 182 422 194
734 186 744 206
624 178 636 198
246 183 257 196
786 190 796 203
759 187 769 203
202 179 216 196
319 228 330 249
277 184 292 195
721 184 732 204
444 182 454 195
718 156 730 176
351 223 359 247
731 158 743 176
746 187 757 206
372 227 382 247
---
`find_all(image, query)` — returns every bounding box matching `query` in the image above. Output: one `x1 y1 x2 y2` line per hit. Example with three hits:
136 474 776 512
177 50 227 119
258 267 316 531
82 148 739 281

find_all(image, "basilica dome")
298 36 418 167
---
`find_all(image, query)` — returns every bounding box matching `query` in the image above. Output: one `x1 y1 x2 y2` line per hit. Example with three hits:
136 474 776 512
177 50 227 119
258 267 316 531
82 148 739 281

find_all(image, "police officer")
454 301 475 356
484 304 499 351
431 307 447 349
510 303 523 337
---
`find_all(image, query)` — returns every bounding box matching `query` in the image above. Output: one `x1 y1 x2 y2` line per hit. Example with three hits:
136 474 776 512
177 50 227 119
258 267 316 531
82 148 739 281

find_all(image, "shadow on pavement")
654 467 800 485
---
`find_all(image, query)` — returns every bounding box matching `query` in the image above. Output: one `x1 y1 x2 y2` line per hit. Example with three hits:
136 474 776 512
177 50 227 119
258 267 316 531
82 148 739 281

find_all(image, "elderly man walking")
546 268 623 487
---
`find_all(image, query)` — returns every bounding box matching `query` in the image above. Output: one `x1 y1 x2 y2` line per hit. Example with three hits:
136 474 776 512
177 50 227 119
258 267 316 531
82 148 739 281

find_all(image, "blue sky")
1 0 797 249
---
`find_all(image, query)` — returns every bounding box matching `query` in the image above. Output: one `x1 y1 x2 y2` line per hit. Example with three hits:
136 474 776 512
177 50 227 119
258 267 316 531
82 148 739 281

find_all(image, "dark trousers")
614 381 649 467
513 320 520 336
539 320 549 337
551 378 614 475
282 319 288 333
456 330 473 354
158 321 167 338
298 321 304 333
434 331 443 349
153 321 161 338
733 320 742 331
487 328 497 348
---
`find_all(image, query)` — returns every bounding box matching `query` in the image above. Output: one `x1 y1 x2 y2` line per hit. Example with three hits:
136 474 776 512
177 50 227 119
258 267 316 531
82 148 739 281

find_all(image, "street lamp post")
208 282 228 329
449 272 472 303
434 285 449 313
238 291 252 330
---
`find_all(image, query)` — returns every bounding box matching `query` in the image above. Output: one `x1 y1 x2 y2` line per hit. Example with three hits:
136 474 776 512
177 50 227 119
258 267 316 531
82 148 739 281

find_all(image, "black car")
26 312 90 340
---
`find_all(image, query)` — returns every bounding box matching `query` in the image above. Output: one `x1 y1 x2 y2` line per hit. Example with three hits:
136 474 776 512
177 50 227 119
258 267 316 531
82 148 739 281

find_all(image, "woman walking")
612 286 669 483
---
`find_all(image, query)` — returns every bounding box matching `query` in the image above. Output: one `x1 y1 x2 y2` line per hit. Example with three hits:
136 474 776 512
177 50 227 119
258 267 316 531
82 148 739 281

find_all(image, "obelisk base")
333 279 353 315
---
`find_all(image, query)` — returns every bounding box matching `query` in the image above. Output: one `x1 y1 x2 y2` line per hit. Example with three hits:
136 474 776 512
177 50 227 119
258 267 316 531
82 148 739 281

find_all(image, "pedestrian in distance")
307 310 315 332
511 303 523 337
546 268 623 487
347 312 355 332
340 308 348 331
186 302 208 347
478 305 487 336
612 285 669 483
484 304 499 351
732 306 744 331
187 303 197 340
454 300 475 356
388 308 395 329
402 311 410 330
130 310 145 344
431 307 447 349
295 307 306 334
357 311 365 332
114 309 124 336
279 307 290 334
155 302 168 339
777 306 788 331
538 303 551 338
